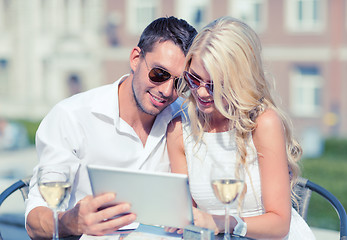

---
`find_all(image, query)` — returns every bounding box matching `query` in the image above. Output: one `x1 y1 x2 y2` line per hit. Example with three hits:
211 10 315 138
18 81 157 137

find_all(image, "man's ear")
129 47 142 73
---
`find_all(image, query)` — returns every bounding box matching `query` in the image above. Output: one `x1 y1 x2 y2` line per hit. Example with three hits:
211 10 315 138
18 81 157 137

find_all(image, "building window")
81 0 102 32
63 0 82 35
285 0 325 32
40 0 51 33
127 0 157 35
290 66 322 117
176 0 209 30
228 0 267 32
106 12 120 47
0 59 9 96
67 73 82 96
0 0 13 32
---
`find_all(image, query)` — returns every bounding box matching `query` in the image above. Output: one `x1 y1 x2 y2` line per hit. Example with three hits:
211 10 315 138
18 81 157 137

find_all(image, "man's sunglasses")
141 51 180 89
183 71 214 95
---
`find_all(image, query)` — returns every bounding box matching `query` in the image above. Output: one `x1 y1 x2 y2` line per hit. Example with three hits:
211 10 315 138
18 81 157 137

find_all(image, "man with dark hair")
25 16 197 239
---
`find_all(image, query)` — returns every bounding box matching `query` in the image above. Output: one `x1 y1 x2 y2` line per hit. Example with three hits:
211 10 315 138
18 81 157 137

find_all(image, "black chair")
0 176 31 240
0 177 31 206
293 177 347 240
0 177 81 240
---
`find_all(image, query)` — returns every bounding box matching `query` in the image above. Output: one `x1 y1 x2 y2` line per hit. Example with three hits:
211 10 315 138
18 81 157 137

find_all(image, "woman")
167 16 315 239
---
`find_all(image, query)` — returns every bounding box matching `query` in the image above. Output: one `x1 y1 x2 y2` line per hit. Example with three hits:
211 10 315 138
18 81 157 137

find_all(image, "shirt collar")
90 75 127 124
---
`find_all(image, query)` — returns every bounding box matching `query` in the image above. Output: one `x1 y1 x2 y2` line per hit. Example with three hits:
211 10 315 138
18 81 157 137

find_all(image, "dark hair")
137 16 197 56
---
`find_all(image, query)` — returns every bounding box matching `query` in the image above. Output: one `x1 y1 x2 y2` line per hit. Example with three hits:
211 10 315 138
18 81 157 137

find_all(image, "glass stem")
53 209 59 240
224 204 231 240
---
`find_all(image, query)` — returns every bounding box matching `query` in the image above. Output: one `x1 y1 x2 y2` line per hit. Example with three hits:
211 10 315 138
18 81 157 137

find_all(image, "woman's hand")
163 226 184 234
165 207 232 236
164 207 219 235
192 207 220 235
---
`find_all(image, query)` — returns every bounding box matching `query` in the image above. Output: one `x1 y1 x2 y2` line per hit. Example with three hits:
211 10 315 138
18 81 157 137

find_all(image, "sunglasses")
183 71 213 95
141 51 180 89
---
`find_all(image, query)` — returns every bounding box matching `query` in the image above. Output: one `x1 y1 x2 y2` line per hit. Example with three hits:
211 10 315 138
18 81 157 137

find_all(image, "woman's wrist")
211 214 226 234
211 214 239 235
231 215 247 237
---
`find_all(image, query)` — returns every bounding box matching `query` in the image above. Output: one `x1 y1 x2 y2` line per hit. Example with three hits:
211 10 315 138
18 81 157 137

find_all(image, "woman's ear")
129 47 142 73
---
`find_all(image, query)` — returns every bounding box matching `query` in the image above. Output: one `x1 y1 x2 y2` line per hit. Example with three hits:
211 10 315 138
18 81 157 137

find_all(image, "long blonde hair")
177 16 302 201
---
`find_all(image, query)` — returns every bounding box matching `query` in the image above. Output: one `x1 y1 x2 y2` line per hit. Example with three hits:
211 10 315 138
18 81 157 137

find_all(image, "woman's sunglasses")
141 51 180 89
183 71 213 95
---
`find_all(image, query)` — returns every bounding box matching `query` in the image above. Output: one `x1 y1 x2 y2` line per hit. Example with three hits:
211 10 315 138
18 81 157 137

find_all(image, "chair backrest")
293 177 347 240
293 177 312 220
0 176 31 206
0 176 31 240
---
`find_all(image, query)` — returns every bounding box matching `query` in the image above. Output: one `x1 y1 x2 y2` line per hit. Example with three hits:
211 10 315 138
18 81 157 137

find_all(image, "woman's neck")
205 114 231 133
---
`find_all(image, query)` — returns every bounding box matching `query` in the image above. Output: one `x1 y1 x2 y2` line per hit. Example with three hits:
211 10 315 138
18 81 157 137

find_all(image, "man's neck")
118 75 156 146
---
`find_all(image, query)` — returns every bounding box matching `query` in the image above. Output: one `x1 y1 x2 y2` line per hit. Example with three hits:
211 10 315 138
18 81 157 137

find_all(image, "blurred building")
0 0 346 140
0 0 104 119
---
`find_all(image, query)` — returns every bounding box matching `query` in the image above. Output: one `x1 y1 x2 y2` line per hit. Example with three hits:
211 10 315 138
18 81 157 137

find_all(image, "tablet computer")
87 165 193 228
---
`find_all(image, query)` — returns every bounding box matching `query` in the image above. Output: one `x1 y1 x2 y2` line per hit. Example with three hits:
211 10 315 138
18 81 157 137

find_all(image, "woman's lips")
197 96 214 107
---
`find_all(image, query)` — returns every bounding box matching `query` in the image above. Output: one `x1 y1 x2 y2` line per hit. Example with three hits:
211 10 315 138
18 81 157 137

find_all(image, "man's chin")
146 105 170 116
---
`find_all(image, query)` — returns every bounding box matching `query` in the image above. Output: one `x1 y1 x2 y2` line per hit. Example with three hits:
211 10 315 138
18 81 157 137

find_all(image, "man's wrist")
59 209 80 237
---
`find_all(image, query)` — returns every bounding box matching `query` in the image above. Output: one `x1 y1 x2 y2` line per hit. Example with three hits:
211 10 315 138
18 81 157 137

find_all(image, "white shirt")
25 75 181 220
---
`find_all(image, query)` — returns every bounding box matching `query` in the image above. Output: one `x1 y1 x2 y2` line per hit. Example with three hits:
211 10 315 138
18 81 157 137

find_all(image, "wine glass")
210 160 245 240
37 165 72 240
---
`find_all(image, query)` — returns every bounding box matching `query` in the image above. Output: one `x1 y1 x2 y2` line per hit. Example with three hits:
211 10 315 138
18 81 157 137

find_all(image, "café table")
78 224 252 240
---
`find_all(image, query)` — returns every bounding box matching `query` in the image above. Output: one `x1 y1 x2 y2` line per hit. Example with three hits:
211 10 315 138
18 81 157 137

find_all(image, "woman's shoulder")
255 108 283 130
167 116 183 135
252 108 285 142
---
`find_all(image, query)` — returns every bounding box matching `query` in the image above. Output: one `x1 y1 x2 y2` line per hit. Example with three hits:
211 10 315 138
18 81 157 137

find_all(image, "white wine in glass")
38 165 71 240
210 161 244 240
211 179 244 204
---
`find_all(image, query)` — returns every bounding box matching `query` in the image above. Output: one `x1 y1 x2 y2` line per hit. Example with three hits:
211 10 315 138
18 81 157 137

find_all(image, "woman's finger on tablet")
164 226 183 234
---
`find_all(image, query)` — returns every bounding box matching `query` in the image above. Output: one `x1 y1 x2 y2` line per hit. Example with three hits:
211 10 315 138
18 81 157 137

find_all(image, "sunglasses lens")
149 68 171 82
206 84 213 95
184 71 199 89
184 71 213 95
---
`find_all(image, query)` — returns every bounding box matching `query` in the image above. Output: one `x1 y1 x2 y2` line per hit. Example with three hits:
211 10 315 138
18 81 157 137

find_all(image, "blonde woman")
167 16 315 239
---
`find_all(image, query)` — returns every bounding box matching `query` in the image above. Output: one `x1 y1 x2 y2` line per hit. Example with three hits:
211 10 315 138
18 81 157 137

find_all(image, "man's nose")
158 78 176 98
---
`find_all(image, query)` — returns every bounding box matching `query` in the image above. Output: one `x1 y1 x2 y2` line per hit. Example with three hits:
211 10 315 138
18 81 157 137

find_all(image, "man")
25 16 197 239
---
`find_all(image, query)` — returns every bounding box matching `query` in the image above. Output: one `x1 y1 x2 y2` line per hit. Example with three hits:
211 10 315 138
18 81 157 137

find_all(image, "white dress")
182 123 316 240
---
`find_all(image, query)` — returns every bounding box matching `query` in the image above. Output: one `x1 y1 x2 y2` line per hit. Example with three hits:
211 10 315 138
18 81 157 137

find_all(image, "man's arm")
26 104 136 238
26 193 137 239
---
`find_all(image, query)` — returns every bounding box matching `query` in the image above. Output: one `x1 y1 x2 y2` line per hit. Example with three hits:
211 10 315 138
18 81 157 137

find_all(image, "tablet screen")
87 165 193 228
